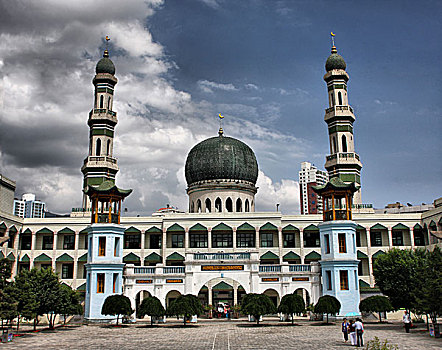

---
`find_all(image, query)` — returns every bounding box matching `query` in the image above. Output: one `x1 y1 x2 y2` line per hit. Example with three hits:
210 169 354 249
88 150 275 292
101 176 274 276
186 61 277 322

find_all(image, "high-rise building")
81 49 120 210
299 162 328 215
13 193 46 218
0 174 16 215
323 45 363 203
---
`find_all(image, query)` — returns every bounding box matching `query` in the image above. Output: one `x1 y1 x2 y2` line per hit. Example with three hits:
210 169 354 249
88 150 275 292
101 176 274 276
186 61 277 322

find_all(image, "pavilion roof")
312 176 359 195
83 180 132 199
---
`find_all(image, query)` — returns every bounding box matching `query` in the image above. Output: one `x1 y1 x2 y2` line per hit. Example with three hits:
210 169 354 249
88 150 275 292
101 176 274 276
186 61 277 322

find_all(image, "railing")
325 105 354 114
326 153 360 162
193 253 251 260
163 267 185 274
89 109 117 117
289 264 311 272
96 213 119 224
324 210 351 221
71 207 92 212
134 267 155 274
352 203 373 209
85 156 117 164
259 265 281 273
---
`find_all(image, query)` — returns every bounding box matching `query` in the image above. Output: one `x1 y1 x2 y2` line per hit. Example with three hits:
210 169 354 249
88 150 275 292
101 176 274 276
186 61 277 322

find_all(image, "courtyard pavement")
2 318 441 349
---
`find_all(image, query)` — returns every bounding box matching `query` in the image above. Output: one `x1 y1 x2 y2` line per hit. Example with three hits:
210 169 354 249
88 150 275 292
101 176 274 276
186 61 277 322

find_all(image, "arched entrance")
135 290 151 316
294 288 310 307
263 288 280 307
165 290 181 308
197 277 246 309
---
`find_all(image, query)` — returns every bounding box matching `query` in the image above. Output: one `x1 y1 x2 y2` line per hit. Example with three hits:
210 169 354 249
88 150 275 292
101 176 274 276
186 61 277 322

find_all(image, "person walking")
403 311 411 333
355 318 364 347
341 318 350 343
349 320 357 346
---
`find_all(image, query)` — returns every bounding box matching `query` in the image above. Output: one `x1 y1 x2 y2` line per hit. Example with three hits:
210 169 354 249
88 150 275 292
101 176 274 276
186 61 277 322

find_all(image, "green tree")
373 248 425 312
314 295 341 323
137 296 165 326
101 294 133 325
359 295 394 322
12 270 39 330
0 284 18 327
56 284 83 325
241 293 277 325
166 294 203 326
0 258 12 290
278 293 305 324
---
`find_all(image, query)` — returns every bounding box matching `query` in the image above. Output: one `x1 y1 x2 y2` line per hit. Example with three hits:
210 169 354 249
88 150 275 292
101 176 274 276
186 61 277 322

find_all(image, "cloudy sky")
0 0 440 215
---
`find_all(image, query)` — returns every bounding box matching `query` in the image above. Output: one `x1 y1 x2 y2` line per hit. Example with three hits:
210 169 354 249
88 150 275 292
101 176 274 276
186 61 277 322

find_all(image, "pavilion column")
185 228 189 249
410 227 415 248
278 227 283 264
387 227 393 248
300 229 304 264
232 228 237 251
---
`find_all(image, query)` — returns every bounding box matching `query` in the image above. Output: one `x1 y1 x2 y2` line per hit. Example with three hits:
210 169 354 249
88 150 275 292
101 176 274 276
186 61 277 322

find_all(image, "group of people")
216 303 231 319
342 318 364 347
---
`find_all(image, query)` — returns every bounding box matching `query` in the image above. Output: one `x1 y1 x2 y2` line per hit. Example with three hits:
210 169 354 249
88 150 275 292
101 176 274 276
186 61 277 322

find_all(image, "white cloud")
197 79 238 93
245 83 259 90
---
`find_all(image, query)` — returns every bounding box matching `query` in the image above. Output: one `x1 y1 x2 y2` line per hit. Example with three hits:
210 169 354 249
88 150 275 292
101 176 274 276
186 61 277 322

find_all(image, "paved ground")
2 318 441 349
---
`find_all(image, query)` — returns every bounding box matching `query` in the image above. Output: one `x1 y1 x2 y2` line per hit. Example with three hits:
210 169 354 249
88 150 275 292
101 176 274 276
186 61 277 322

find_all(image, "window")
338 91 343 105
62 264 73 279
124 234 141 249
245 199 250 212
171 234 184 248
85 235 89 249
332 136 337 153
21 235 32 250
215 198 222 212
63 235 75 250
342 135 347 152
42 235 53 250
392 231 403 246
197 199 202 213
326 270 332 290
325 234 330 254
96 138 101 156
107 140 110 155
113 273 118 293
358 260 363 276
98 237 106 256
114 237 120 257
150 235 161 249
107 96 111 110
97 273 105 293
212 233 232 248
7 233 15 248
83 266 87 279
236 198 242 212
191 201 194 213
331 93 335 106
260 233 273 247
205 198 211 213
237 232 255 248
283 233 295 248
354 271 358 290
414 230 425 246
226 198 233 212
356 231 361 247
190 234 208 248
371 231 382 246
100 95 104 108
340 270 349 290
304 231 320 247
338 233 347 253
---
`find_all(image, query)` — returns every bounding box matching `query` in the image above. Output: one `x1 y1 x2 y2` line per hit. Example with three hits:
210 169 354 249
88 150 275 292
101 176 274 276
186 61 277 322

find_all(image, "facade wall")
0 175 16 215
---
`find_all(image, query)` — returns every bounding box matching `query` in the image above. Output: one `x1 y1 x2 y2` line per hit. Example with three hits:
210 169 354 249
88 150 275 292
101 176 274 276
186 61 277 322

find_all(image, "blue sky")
0 0 440 214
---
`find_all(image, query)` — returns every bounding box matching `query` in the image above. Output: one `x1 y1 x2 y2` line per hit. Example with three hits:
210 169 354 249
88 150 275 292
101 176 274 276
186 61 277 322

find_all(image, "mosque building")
0 43 440 320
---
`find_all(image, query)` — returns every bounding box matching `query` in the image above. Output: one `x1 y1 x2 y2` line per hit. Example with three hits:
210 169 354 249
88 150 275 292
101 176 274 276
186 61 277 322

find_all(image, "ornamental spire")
218 113 224 136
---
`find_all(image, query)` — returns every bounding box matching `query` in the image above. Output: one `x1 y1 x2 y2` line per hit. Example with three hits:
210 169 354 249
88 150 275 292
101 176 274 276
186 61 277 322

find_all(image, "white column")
73 231 79 287
161 228 167 262
185 228 189 249
208 228 212 251
278 227 283 264
232 228 237 251
52 232 58 270
255 227 260 249
233 285 238 306
300 229 304 264
208 285 213 306
410 228 415 248
387 228 393 248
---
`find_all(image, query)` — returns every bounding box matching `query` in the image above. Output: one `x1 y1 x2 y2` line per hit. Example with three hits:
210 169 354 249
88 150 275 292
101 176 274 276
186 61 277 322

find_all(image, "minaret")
323 45 362 204
81 49 119 210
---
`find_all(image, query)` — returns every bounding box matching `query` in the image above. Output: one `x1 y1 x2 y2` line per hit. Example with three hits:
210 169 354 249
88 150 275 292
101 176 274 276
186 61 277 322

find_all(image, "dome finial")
331 46 337 54
103 36 110 57
218 127 224 136
218 113 224 137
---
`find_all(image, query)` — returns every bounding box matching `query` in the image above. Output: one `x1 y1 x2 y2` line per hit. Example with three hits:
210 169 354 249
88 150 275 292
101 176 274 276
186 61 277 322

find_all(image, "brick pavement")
3 319 441 349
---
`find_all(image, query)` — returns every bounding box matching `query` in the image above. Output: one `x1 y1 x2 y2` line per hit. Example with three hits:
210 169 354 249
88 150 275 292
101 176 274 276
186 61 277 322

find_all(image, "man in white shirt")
354 318 364 347
403 311 411 333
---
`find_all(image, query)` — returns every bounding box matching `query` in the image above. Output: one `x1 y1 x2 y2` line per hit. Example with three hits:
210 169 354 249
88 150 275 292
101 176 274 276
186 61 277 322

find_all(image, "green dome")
185 131 258 185
325 46 346 71
96 50 115 75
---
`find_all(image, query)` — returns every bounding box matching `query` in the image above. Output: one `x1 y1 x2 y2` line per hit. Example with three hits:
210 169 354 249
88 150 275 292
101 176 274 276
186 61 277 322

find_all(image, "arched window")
338 91 342 105
215 198 222 212
342 135 347 152
332 136 337 153
226 198 233 212
245 199 250 212
96 139 101 156
205 198 211 213
197 199 202 213
331 93 335 107
106 140 111 156
100 95 104 108
107 97 111 110
236 198 242 212
191 201 195 213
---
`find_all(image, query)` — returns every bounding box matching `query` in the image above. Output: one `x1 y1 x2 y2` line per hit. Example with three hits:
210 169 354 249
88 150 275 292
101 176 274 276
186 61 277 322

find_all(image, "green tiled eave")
304 251 321 260
357 250 368 259
21 254 30 262
78 253 88 262
167 223 185 233
371 223 387 230
144 252 162 262
125 226 141 233
213 281 233 290
34 253 51 262
372 250 385 258
36 227 53 234
146 226 162 234
283 251 301 261
282 224 299 233
260 251 279 260
56 253 74 262
7 253 15 261
303 224 318 232
237 222 255 231
58 227 75 234
392 223 409 230
166 252 184 261
77 283 86 291
212 223 232 232
260 222 277 231
189 223 207 232
123 253 140 263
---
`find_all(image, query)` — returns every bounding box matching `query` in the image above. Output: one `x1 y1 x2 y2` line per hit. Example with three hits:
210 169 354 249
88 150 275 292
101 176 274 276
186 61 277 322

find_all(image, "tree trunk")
291 314 294 325
33 318 37 331
379 312 382 322
426 314 429 331
116 315 119 326
17 315 20 331
151 316 154 326
326 313 329 324
256 315 260 325
183 316 186 326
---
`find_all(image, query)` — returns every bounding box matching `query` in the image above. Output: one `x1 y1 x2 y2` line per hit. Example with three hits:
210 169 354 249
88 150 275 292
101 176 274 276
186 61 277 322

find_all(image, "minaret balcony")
325 152 362 169
88 108 118 125
82 156 119 171
324 105 355 122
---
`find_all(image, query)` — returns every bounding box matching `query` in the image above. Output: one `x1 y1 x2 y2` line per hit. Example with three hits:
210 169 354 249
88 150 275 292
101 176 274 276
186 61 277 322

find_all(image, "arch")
294 288 310 306
107 96 111 109
342 135 347 152
331 93 335 106
245 199 250 212
338 91 342 105
191 201 195 213
332 136 337 153
197 199 202 213
165 290 181 307
196 277 249 307
215 197 222 212
135 290 152 317
236 198 242 212
95 138 101 156
226 198 233 212
100 95 104 108
205 198 211 213
106 140 111 155
263 288 280 307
